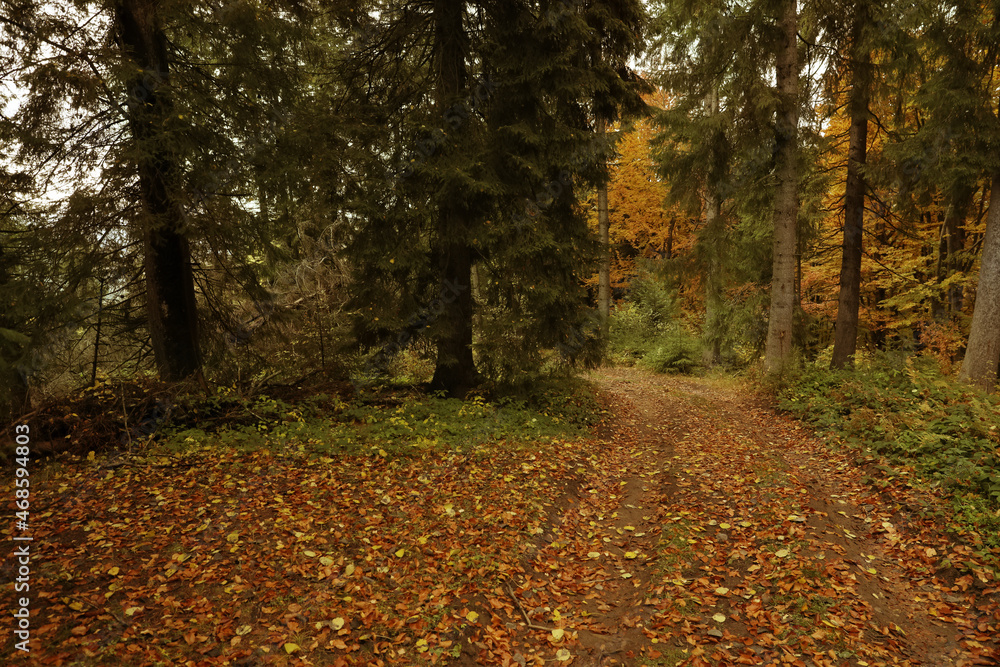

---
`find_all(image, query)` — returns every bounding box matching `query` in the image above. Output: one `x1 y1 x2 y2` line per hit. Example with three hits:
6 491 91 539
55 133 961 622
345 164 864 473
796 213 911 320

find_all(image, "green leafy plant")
777 354 1000 552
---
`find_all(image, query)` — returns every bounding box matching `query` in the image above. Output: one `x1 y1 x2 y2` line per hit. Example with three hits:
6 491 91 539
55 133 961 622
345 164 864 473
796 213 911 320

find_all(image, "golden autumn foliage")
586 109 698 296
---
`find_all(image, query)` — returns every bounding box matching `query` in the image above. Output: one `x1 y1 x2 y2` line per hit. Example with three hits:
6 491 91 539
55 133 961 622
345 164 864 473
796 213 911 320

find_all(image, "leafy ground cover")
776 357 1000 555
3 369 999 665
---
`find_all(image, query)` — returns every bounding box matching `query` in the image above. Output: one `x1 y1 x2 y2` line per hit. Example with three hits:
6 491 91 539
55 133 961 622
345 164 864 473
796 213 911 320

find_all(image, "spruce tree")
649 0 813 368
877 0 1000 388
829 1 874 369
339 0 648 395
762 0 799 375
2 0 318 384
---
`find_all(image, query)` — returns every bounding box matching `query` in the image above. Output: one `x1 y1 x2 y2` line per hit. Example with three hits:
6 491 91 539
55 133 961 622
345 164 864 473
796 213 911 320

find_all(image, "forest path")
507 367 999 667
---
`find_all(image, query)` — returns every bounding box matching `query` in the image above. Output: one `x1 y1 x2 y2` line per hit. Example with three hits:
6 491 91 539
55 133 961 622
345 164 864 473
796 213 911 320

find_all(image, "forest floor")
3 368 999 666
507 368 1000 667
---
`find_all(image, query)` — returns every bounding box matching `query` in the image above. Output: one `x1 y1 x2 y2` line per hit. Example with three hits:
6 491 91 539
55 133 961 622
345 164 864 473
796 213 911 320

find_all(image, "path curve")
506 368 999 667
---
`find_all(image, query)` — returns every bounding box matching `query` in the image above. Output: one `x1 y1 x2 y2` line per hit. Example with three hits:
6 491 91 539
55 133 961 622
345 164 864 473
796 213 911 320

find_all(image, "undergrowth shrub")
778 354 1000 553
609 275 700 374
639 332 700 374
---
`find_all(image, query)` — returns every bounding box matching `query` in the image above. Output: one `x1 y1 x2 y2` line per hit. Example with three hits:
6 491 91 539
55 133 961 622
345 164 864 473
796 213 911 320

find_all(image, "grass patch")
150 376 603 460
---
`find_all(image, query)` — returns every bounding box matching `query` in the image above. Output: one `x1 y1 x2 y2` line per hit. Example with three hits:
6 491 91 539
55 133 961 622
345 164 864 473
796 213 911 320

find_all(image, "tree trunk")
831 7 870 370
945 185 973 315
0 241 29 422
764 0 799 375
597 116 611 343
959 173 1000 391
429 0 477 397
703 86 723 366
116 0 201 381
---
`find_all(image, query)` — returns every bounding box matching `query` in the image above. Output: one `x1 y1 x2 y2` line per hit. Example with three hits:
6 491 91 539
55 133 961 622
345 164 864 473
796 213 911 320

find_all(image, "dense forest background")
4 3 1000 664
1 0 999 422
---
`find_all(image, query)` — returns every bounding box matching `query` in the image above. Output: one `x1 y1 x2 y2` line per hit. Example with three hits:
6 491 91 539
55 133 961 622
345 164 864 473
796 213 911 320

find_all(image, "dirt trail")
506 368 999 667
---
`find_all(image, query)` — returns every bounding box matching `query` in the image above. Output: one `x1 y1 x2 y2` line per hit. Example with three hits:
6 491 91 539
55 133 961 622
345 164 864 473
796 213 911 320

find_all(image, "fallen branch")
503 582 555 632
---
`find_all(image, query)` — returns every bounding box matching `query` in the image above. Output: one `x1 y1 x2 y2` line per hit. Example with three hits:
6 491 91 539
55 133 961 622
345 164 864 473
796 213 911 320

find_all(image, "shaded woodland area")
3 3 1000 665
1 0 1000 419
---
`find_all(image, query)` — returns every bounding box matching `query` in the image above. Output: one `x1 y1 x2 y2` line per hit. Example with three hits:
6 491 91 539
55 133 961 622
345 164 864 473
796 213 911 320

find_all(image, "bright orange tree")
586 91 699 304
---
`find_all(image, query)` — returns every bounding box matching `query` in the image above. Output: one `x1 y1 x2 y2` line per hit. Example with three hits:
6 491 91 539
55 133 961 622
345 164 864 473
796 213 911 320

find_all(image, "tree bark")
764 0 799 375
945 185 973 315
597 116 611 343
831 6 871 370
703 86 723 366
959 173 1000 391
115 0 201 381
0 242 29 422
429 0 478 397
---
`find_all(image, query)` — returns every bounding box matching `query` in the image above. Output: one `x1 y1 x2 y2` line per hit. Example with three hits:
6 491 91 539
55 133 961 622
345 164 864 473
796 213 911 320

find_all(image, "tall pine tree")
340 0 648 396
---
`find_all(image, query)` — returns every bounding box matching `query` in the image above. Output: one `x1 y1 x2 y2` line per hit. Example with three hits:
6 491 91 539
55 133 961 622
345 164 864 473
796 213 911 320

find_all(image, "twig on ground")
504 582 556 632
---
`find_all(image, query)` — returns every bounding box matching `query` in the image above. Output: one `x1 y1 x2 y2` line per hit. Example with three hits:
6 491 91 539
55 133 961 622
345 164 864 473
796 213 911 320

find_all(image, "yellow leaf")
466 611 479 623
69 602 84 611
416 638 429 653
236 625 252 636
714 587 729 595
124 606 143 616
712 613 726 623
303 550 317 557
108 567 119 576
624 551 638 559
556 648 572 662
417 536 428 545
587 551 601 558
551 628 564 642
320 556 335 566
719 523 731 529
330 617 345 631
395 548 406 557
87 451 95 462
283 642 300 654
226 531 240 543
775 548 790 558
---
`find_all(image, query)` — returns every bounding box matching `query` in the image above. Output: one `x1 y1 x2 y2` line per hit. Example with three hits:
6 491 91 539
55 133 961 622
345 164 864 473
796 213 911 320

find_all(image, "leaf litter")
2 367 998 666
